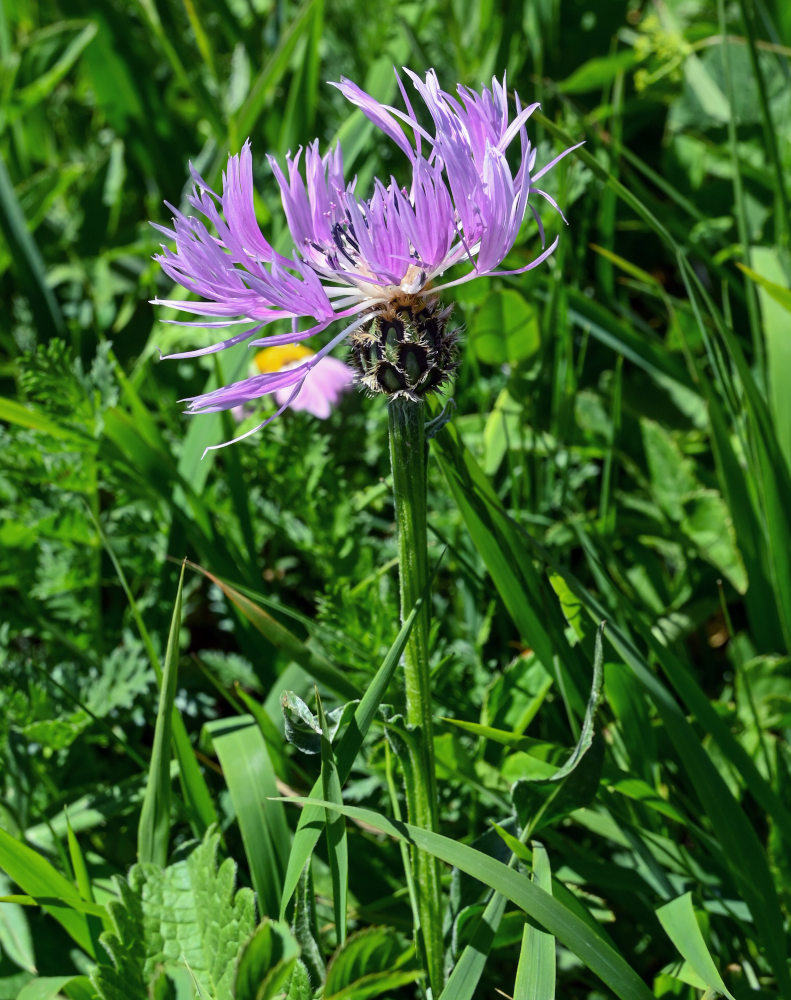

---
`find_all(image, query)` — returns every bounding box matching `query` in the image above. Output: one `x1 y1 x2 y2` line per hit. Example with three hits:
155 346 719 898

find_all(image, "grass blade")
717 0 762 367
0 828 99 956
0 155 65 339
65 813 103 958
207 715 290 918
278 798 654 1000
679 256 791 649
439 890 508 1000
433 420 589 716
91 511 218 835
434 419 791 995
137 560 185 866
234 0 318 143
6 21 97 123
515 842 555 1000
64 814 93 904
657 892 736 1000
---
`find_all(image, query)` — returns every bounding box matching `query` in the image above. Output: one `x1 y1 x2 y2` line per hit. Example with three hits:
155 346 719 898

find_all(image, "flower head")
153 68 580 448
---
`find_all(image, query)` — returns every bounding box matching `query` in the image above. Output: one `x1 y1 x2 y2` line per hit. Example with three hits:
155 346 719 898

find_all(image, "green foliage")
513 843 554 1000
234 920 300 1000
323 927 420 999
205 716 289 919
2 0 791 997
468 289 541 366
91 830 255 1000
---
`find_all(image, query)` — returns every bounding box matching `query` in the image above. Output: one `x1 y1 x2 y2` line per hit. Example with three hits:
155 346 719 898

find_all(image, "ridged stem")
387 396 443 996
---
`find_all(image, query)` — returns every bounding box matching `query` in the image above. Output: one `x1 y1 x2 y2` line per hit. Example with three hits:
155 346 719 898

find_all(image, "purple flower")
153 68 581 448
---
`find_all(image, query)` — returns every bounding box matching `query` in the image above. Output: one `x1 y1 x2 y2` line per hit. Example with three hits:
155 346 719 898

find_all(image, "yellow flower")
254 343 314 373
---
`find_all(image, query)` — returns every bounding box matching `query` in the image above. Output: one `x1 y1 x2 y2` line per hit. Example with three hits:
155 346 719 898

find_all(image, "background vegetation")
1 0 790 997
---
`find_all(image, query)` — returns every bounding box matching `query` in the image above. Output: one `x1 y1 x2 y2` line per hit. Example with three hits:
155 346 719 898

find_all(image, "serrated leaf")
285 960 313 1000
91 830 255 1000
234 919 300 1000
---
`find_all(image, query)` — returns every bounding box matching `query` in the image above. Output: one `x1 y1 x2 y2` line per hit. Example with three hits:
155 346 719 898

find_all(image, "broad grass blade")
515 843 555 1000
739 251 791 472
657 892 736 1000
207 715 290 918
17 975 94 1000
0 828 99 956
0 397 86 441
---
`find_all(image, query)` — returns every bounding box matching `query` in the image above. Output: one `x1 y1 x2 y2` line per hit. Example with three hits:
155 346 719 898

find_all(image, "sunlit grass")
1 1 790 998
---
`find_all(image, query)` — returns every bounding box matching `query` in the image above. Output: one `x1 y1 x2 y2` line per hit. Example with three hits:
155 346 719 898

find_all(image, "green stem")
388 397 443 995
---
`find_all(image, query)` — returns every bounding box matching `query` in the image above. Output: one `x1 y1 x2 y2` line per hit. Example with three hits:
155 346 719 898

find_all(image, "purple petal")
331 76 416 161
